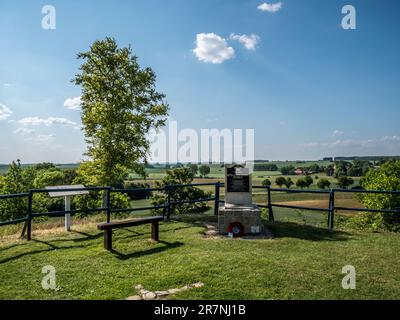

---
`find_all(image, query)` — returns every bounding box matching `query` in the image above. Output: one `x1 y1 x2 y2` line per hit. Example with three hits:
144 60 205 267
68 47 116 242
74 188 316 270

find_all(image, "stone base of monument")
218 204 263 235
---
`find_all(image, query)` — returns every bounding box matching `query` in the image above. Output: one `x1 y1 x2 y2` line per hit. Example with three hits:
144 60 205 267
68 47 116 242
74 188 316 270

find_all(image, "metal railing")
1 182 399 240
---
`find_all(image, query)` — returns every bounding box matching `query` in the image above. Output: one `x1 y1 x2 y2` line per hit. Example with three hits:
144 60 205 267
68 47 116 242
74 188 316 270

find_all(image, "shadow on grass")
0 239 90 264
0 241 30 253
172 214 218 225
265 221 351 242
0 221 193 264
110 240 184 260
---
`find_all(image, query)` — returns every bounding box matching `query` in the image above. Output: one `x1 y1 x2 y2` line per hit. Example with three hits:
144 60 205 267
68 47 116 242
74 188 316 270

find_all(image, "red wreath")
227 222 245 237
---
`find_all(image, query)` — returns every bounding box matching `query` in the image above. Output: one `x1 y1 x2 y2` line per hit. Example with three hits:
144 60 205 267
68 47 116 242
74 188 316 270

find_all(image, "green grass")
1 216 400 300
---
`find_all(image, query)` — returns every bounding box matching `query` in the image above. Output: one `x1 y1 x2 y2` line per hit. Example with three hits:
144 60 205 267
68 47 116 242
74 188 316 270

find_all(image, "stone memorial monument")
218 164 262 236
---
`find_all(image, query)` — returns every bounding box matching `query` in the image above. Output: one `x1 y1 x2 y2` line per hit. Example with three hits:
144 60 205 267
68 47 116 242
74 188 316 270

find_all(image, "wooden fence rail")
0 183 400 240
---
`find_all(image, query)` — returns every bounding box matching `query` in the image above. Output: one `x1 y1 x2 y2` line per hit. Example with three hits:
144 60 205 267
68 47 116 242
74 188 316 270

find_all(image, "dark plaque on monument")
227 173 250 193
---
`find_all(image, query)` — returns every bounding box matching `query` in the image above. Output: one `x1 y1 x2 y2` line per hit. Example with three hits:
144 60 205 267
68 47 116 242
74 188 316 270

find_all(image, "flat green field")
0 216 399 300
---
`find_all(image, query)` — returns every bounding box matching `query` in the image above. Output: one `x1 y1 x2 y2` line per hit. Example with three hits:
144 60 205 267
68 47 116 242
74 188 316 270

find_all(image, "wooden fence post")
106 188 111 223
267 187 274 222
328 189 335 229
27 191 33 241
166 186 172 219
214 182 220 216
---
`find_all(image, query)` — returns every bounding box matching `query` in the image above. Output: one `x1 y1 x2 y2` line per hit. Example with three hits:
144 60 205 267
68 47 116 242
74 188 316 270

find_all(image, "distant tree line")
254 164 279 171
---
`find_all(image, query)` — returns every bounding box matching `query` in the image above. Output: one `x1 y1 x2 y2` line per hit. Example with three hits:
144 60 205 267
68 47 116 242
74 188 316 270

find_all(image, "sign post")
65 195 71 231
46 185 89 232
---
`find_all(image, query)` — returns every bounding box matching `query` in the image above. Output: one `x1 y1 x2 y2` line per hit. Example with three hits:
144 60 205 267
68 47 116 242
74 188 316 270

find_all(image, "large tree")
73 37 169 186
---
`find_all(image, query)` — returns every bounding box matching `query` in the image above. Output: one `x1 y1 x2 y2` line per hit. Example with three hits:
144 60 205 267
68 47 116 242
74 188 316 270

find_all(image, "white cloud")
381 135 400 142
14 128 36 135
64 96 82 110
229 33 260 50
3 83 11 87
14 127 56 144
193 33 235 64
332 129 344 137
25 134 56 143
18 116 77 127
0 104 12 121
257 2 283 12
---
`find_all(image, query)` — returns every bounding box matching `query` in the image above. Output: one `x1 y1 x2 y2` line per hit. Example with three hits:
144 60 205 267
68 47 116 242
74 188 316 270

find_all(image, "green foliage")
199 165 210 177
73 37 169 187
0 160 28 221
73 161 128 189
261 179 271 187
71 161 131 217
34 163 56 171
280 166 296 175
73 193 101 217
296 178 309 189
336 176 354 189
348 160 372 177
63 169 78 184
123 182 152 200
72 161 103 186
284 178 294 189
275 177 287 188
325 164 335 176
304 175 313 187
33 169 65 188
73 191 130 219
352 160 400 231
109 193 131 218
31 168 66 214
334 161 352 178
187 164 199 176
317 178 331 189
305 163 321 173
254 163 278 171
151 168 211 215
2 160 25 194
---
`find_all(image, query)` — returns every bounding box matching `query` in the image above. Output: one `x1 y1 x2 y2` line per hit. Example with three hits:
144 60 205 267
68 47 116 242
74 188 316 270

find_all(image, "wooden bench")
97 216 164 251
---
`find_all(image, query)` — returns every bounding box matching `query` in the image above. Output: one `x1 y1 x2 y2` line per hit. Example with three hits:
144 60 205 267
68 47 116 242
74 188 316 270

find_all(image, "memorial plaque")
227 175 250 193
224 164 252 206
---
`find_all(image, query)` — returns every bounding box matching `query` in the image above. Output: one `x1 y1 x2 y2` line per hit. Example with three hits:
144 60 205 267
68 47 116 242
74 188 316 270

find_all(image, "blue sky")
1 0 400 163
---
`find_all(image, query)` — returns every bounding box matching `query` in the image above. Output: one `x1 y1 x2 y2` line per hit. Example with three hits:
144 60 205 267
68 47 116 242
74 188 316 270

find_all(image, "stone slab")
218 204 262 235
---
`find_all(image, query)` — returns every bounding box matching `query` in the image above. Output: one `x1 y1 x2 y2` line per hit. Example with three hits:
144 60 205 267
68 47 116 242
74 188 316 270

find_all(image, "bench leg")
104 229 112 251
151 222 159 242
